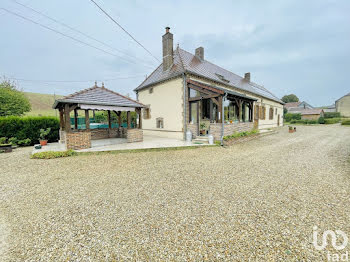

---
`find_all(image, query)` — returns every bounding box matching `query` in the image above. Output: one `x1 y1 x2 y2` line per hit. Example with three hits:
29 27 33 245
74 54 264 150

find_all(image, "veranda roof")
53 84 144 110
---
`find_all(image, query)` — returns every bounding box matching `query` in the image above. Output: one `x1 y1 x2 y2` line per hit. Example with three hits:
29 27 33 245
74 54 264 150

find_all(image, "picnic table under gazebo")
53 82 145 150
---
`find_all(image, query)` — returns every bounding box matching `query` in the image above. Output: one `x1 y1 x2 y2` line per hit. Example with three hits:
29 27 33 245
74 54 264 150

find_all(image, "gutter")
221 93 227 146
182 73 187 139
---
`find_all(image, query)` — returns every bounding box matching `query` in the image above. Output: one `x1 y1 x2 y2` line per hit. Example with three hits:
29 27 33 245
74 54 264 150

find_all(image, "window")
269 107 273 120
149 87 153 94
156 117 164 128
143 107 151 119
189 102 198 124
260 106 266 120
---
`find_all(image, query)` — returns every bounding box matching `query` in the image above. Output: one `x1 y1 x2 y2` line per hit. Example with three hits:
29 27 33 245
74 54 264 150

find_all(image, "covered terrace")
53 82 145 150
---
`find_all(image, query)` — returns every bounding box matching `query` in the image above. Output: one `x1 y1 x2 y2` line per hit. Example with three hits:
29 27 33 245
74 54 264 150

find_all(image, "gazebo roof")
53 84 144 109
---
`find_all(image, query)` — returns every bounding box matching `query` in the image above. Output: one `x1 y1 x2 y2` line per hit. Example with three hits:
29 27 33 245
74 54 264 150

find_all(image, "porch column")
74 109 78 129
108 110 112 129
218 96 223 123
85 109 90 129
238 100 242 122
117 111 122 128
59 108 64 130
127 111 131 129
137 108 142 129
64 104 71 132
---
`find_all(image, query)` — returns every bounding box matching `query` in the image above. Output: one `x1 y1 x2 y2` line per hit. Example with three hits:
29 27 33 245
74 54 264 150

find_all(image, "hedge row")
342 119 350 125
284 113 301 122
324 112 341 119
0 116 59 145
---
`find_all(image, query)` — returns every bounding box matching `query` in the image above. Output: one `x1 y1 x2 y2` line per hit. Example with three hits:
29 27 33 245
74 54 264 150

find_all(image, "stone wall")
59 130 66 144
66 131 91 150
210 122 254 141
127 129 143 143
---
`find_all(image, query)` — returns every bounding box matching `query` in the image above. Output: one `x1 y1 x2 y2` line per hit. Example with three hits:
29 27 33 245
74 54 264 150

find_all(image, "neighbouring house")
335 92 350 117
321 104 336 113
284 101 313 112
289 108 324 120
53 83 144 150
134 27 284 142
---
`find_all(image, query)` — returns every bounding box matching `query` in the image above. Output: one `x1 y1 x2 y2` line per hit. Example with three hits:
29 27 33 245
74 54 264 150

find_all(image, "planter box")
0 144 12 153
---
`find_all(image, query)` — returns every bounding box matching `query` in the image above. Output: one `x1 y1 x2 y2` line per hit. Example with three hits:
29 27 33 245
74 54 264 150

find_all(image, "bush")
324 112 341 119
0 80 31 116
318 117 325 124
341 119 350 125
284 113 301 122
0 137 6 144
324 118 341 124
0 116 59 145
18 138 31 146
223 129 259 140
8 137 18 145
290 119 318 125
31 149 76 159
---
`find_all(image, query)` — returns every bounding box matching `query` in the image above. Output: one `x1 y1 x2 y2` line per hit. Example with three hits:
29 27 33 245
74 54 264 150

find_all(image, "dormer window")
215 73 230 83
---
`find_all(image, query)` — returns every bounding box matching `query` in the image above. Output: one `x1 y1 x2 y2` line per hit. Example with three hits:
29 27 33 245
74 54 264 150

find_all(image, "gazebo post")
74 109 78 129
127 111 131 129
59 108 64 130
108 110 112 129
138 108 142 129
64 104 71 132
85 109 90 129
117 111 122 128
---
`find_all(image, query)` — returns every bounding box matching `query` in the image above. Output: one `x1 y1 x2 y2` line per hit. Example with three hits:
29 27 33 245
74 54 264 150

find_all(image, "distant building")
322 105 336 113
289 108 324 120
335 93 350 117
284 101 313 113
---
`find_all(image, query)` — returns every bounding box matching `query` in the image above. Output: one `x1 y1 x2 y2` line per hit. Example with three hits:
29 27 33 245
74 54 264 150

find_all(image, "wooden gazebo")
53 82 145 150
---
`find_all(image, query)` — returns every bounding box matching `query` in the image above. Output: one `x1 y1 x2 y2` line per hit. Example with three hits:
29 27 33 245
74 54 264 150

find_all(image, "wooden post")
74 109 78 129
218 96 223 123
127 111 131 129
64 104 71 132
138 108 142 129
238 100 242 122
108 110 112 129
59 108 64 130
85 110 90 129
117 111 122 128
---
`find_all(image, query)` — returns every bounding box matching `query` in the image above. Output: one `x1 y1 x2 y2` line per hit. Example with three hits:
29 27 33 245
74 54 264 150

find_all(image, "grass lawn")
24 92 63 117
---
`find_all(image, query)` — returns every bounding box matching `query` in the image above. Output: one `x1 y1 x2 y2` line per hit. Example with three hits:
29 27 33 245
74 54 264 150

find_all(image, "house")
284 101 313 112
321 104 336 113
289 108 324 120
335 92 350 117
135 27 284 141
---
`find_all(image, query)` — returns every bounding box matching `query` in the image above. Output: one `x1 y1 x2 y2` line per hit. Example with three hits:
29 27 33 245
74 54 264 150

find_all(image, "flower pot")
0 144 12 153
289 129 294 133
40 140 48 146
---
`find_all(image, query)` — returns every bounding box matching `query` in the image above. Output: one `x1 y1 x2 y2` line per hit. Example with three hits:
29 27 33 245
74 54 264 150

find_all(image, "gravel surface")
0 125 349 261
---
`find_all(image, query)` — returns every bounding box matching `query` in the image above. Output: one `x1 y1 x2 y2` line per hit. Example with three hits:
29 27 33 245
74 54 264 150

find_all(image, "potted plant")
39 128 51 146
0 143 12 153
288 126 294 133
199 122 206 135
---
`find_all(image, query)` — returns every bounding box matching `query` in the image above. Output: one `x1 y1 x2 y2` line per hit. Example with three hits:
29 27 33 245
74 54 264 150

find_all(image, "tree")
0 79 31 116
281 94 299 103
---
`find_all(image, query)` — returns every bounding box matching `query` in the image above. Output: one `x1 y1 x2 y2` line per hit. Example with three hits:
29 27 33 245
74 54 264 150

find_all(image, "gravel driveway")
1 125 349 261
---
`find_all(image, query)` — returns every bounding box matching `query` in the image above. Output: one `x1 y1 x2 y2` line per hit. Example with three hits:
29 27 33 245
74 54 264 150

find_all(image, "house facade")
135 28 284 141
335 93 350 117
284 101 313 113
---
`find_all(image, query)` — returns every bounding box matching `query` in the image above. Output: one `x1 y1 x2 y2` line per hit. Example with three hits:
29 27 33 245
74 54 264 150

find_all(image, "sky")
0 0 349 106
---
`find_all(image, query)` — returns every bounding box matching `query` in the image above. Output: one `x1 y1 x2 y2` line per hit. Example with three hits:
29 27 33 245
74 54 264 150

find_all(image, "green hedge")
290 119 318 125
0 116 59 145
324 112 341 119
31 150 76 159
324 118 341 124
284 113 301 122
341 119 350 125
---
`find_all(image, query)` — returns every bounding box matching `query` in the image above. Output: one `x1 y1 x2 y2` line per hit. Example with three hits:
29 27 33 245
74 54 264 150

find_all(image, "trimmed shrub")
31 150 76 159
341 119 350 125
318 117 325 124
0 116 59 145
290 119 318 125
284 113 301 122
324 112 341 119
0 137 6 144
18 138 31 146
324 118 341 124
223 129 259 141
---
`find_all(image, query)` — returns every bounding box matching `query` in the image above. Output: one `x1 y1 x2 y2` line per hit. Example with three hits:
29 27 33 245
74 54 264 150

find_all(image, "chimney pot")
244 72 251 82
195 47 204 60
162 27 173 71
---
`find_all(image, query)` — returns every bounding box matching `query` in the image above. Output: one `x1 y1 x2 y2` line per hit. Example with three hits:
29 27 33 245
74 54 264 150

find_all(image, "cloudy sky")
1 0 349 106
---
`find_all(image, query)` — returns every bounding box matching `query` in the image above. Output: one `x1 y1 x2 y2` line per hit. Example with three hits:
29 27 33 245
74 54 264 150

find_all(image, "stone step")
193 136 209 144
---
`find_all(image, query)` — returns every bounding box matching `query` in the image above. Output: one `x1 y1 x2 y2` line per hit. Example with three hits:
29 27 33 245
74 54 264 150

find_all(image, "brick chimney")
195 47 204 60
244 72 251 82
162 27 173 71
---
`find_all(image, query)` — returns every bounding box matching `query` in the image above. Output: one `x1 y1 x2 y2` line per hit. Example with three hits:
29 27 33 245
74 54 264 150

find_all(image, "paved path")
0 125 349 261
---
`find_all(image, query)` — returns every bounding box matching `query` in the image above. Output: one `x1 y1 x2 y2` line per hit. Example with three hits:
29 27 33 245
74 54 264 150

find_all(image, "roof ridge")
135 63 162 91
101 86 145 106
